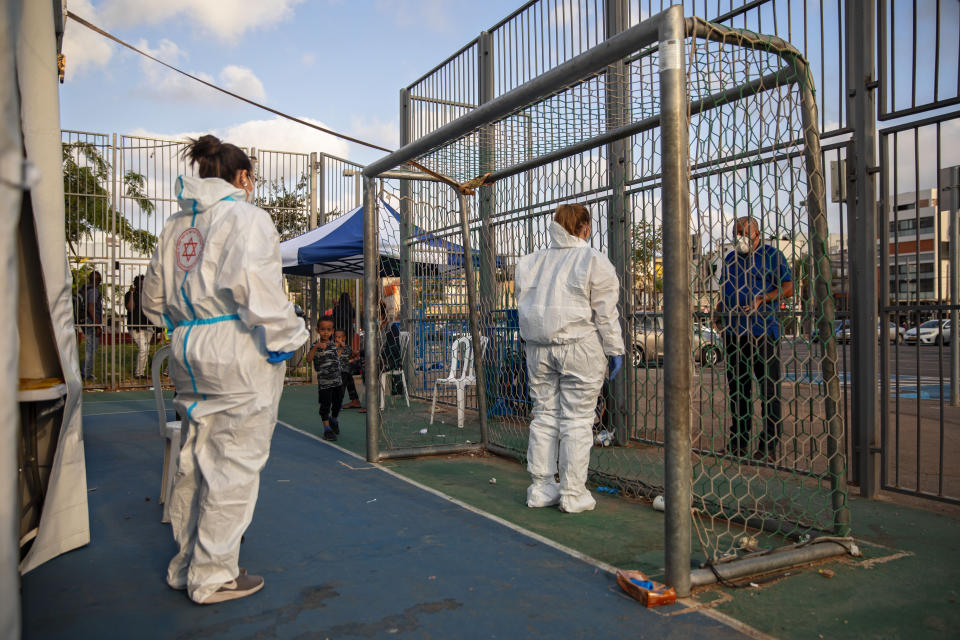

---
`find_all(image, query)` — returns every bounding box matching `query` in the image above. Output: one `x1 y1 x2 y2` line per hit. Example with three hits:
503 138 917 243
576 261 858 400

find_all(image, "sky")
58 0 960 239
59 0 523 166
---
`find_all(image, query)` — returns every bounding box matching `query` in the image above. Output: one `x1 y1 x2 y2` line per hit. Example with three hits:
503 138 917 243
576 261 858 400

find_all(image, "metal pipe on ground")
689 540 853 587
377 443 484 461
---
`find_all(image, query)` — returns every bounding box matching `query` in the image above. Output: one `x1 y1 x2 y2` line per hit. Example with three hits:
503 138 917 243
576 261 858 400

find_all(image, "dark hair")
183 134 252 183
554 203 591 237
338 292 352 307
317 318 334 329
87 270 102 283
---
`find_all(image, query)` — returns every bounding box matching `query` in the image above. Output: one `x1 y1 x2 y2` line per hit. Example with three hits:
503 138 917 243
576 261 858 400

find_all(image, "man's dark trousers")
723 332 781 456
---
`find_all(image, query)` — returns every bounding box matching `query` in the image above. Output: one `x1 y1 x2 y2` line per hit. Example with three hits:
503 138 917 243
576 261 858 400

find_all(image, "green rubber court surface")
276 383 960 639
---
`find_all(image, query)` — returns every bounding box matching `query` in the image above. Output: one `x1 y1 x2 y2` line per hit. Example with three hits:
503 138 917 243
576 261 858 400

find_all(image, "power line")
65 11 393 154
64 11 469 192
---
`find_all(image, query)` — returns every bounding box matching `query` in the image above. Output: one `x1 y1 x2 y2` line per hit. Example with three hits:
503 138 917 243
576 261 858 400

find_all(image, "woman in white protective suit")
142 135 308 604
515 204 625 514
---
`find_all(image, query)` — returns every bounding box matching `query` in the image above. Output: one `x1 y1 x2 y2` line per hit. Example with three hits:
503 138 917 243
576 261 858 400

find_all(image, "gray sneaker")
201 573 264 604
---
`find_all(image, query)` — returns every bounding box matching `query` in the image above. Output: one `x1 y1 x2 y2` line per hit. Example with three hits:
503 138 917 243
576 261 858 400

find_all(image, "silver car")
904 319 952 345
837 320 903 344
631 315 722 367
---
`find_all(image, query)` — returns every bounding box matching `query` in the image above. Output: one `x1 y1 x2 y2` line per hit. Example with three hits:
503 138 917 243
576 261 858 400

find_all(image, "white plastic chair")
430 335 489 429
380 330 411 410
152 345 181 524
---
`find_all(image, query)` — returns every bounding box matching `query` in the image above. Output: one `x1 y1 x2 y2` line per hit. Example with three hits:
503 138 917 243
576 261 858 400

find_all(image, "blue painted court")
21 400 745 639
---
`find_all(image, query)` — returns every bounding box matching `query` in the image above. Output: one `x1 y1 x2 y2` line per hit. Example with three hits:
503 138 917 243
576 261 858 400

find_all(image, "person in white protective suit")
142 135 308 604
515 204 625 514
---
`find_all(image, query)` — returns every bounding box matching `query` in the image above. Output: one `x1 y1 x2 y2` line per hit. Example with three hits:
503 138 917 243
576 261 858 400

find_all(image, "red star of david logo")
182 238 198 259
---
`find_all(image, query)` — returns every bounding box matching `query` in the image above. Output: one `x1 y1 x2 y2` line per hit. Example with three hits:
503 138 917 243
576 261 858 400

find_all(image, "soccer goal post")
362 4 850 596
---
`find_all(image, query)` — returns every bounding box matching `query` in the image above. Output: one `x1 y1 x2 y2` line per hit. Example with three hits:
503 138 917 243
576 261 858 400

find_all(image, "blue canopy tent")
280 199 503 278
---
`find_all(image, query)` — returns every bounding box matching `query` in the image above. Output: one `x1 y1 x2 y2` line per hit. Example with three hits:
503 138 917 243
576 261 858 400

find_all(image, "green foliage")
62 141 157 258
254 172 311 239
631 219 663 295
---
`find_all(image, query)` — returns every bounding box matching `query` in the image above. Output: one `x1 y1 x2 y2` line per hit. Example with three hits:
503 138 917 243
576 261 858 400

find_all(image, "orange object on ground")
615 569 677 608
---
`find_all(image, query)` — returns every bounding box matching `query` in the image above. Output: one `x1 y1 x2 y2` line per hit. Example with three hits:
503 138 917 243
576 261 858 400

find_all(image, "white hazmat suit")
142 175 308 603
516 221 625 513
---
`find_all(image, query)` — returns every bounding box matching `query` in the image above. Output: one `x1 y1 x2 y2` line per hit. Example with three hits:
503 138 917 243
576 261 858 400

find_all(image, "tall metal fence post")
659 5 692 597
309 152 319 385
945 166 960 406
604 0 632 446
363 176 380 462
317 154 326 316
800 64 850 535
110 132 118 390
846 0 880 497
477 30 498 424
399 88 416 397
456 191 490 448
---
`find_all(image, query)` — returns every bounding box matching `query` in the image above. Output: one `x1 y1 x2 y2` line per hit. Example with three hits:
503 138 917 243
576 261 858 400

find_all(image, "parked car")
692 322 724 366
836 320 904 344
904 319 952 345
812 319 845 343
631 315 722 367
632 313 663 366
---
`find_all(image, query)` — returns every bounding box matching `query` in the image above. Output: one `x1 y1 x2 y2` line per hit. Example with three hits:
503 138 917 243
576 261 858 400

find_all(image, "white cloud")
61 0 115 78
132 116 351 158
348 116 399 152
61 0 305 77
99 0 306 41
128 40 267 106
219 65 266 101
374 0 452 32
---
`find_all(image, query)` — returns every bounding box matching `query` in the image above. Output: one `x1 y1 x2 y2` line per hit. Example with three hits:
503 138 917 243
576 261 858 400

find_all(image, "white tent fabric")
1 2 24 634
17 0 89 575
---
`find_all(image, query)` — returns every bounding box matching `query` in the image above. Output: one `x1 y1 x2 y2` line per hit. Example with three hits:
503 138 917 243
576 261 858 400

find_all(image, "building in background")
886 189 949 304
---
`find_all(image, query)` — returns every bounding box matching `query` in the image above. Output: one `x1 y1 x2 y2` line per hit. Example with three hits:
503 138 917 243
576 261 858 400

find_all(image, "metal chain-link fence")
362 5 849 593
63 130 359 390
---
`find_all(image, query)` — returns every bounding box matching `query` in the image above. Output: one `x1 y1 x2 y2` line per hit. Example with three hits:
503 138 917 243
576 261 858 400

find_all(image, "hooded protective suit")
515 221 624 513
142 175 308 603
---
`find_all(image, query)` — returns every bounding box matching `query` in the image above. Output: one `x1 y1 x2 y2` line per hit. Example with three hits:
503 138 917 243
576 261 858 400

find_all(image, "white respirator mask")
735 234 753 255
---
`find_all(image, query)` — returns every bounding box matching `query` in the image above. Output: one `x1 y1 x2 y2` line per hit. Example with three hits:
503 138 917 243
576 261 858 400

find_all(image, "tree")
62 141 157 259
254 172 311 239
631 220 663 308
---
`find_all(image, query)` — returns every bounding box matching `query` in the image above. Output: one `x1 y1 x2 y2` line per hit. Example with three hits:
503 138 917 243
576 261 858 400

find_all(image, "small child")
334 329 362 411
307 318 343 441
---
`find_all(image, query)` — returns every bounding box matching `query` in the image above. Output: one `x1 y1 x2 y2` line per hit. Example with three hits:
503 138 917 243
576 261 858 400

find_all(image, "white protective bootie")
559 490 597 514
526 478 561 508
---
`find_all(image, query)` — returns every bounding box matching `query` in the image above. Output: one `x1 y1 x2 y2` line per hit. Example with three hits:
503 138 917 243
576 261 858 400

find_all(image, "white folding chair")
380 330 411 410
430 335 489 429
152 345 181 524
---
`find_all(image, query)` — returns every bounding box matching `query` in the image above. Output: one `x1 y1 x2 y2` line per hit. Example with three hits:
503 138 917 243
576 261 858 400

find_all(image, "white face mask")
735 234 753 254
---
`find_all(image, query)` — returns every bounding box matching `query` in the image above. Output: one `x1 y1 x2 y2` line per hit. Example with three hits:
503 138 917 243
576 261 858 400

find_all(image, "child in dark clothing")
334 329 362 410
306 318 343 441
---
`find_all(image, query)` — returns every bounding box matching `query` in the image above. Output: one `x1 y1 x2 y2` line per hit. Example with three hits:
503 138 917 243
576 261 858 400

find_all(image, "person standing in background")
125 275 153 380
82 270 103 381
515 204 625 514
715 216 793 462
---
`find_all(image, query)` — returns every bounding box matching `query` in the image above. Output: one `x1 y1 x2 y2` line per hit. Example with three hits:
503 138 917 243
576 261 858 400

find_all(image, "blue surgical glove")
608 355 623 380
266 350 295 364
